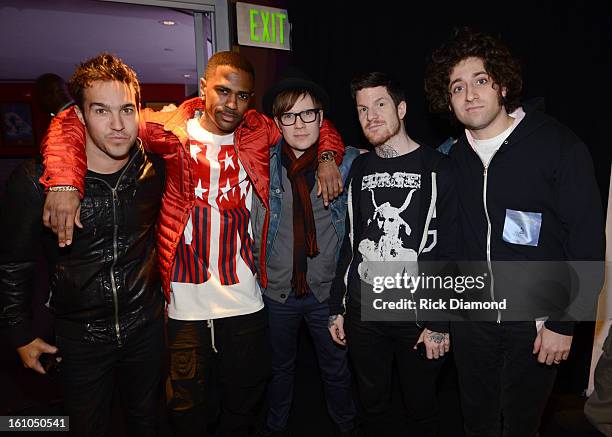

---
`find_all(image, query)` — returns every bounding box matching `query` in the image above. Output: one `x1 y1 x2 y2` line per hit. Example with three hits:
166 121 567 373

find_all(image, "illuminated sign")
236 2 290 51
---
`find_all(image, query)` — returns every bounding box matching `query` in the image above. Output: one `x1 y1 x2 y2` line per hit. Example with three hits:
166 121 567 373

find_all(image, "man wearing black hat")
252 72 359 436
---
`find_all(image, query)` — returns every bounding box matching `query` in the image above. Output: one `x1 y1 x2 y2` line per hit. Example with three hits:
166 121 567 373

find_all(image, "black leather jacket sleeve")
0 159 45 348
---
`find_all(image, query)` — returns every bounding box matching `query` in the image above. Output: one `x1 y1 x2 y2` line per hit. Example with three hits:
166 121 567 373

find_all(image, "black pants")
345 315 444 437
56 318 164 437
452 322 558 437
166 310 270 437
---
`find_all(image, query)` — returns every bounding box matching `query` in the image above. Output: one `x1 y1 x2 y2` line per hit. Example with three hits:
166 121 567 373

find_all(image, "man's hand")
317 160 343 207
533 326 572 365
16 338 58 375
415 328 450 360
161 103 177 112
328 314 346 346
42 191 82 247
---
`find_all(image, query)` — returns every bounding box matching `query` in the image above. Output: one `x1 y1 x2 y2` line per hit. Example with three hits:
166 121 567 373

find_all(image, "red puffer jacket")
40 98 345 299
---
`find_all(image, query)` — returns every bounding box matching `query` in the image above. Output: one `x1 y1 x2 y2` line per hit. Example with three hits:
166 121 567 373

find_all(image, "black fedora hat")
262 66 330 117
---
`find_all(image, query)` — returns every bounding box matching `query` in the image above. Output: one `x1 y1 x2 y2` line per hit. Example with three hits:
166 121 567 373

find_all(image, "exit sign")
236 2 290 51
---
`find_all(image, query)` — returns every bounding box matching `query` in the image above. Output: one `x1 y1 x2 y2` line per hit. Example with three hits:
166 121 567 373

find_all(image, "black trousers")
452 322 558 437
345 315 444 437
166 309 270 437
56 317 164 437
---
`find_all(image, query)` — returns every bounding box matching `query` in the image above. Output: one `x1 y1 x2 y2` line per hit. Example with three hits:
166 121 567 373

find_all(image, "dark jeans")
264 294 356 432
166 310 270 437
56 317 164 437
452 322 558 437
345 315 444 437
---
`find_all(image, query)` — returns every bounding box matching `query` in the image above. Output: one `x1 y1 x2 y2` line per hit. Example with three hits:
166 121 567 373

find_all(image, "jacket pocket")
502 209 542 247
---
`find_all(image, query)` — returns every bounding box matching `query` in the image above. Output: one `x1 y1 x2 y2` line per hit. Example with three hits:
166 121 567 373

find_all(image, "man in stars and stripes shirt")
170 119 261 320
38 51 346 436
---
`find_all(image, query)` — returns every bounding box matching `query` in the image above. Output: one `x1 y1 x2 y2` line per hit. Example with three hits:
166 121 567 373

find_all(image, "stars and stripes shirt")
168 117 263 320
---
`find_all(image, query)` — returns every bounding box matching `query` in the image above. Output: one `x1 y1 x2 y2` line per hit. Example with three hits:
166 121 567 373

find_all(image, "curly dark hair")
424 28 523 116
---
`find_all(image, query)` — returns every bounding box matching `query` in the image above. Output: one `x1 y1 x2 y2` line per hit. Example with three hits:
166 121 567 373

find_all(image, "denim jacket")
251 141 360 297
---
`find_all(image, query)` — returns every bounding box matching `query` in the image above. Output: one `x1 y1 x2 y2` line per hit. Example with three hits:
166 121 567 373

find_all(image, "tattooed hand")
375 144 399 158
428 331 447 344
414 328 450 359
328 314 347 346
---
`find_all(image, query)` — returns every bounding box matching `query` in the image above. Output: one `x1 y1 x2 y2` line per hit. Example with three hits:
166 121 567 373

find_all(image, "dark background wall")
281 0 610 393
284 0 610 207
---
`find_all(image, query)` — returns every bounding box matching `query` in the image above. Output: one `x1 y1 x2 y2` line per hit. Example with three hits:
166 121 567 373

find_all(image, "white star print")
220 178 232 201
239 179 250 199
222 152 235 170
194 179 208 200
190 143 202 162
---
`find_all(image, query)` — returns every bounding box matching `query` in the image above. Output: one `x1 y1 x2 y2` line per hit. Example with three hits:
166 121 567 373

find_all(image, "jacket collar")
147 97 266 146
85 138 146 189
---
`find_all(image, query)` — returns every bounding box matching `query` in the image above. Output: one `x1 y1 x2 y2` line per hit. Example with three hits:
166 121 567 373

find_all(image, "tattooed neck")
375 144 399 158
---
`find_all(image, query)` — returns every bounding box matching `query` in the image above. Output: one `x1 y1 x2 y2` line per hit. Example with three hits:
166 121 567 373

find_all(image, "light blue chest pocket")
502 209 542 247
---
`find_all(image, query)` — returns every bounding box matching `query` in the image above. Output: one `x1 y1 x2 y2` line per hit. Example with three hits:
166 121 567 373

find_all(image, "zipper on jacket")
87 150 138 346
482 161 501 323
110 187 122 345
179 145 185 194
342 182 355 314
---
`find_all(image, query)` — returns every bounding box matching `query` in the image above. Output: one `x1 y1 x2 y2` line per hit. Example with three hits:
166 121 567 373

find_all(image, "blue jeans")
264 293 356 432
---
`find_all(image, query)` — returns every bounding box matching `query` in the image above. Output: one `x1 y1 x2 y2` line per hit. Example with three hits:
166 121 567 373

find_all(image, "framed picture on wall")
0 102 35 149
142 101 178 112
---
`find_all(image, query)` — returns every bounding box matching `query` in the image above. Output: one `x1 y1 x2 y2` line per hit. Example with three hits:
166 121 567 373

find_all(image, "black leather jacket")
0 141 165 346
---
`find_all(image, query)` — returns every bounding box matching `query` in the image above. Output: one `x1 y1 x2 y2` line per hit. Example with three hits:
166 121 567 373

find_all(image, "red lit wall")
0 83 187 157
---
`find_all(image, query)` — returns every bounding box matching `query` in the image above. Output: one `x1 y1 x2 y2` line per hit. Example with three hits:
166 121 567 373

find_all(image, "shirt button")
280 293 286 299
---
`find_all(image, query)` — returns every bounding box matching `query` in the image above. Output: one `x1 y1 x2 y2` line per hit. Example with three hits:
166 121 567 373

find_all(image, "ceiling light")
160 20 176 26
183 74 191 78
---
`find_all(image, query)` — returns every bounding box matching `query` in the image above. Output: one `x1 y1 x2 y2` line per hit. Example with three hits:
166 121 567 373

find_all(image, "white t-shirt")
168 117 264 320
467 107 526 167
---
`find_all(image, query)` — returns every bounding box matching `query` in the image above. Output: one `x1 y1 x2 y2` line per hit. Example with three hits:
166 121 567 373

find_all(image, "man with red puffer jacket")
39 51 345 437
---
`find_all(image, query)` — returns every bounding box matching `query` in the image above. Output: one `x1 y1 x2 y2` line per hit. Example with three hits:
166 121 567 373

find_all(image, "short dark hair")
272 89 323 118
205 51 255 81
69 53 140 109
424 27 523 115
350 72 406 107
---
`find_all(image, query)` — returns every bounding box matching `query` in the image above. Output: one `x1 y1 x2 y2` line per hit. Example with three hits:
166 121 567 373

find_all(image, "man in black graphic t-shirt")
328 72 458 436
357 167 421 287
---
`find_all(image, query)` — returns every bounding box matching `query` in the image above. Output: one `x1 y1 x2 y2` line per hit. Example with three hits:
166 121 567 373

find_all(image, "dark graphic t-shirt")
348 147 424 311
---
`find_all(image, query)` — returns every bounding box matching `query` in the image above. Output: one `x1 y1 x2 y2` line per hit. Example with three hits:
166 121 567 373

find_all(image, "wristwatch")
318 151 336 163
